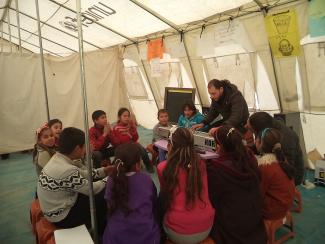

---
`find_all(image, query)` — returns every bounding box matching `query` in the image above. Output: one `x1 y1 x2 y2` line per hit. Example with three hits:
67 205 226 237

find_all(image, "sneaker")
302 180 316 190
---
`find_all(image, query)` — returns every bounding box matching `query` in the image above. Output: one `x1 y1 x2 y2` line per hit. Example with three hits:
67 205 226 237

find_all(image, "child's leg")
158 148 167 163
53 193 91 229
146 144 158 165
102 147 115 162
92 151 104 168
139 145 154 172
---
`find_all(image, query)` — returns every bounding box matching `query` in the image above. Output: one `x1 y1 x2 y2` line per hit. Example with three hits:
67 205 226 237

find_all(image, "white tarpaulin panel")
124 65 148 99
138 0 253 25
303 43 325 110
0 47 129 153
204 54 256 108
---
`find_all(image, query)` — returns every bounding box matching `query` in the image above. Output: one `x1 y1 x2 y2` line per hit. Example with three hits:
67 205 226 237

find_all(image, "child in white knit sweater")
37 127 115 233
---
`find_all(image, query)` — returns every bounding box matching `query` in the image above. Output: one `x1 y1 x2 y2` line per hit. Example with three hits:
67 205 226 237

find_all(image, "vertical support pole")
182 34 203 106
7 8 12 53
75 1 98 243
15 0 22 55
35 0 50 120
136 44 159 109
0 22 3 52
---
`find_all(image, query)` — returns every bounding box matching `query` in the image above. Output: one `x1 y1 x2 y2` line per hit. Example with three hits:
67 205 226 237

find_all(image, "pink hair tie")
36 122 49 136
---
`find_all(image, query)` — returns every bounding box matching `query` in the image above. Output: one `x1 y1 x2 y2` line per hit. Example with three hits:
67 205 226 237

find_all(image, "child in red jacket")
89 110 115 168
112 108 153 173
255 128 295 220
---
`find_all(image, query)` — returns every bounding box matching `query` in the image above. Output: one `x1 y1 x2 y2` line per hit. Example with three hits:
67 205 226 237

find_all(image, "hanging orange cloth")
147 38 164 60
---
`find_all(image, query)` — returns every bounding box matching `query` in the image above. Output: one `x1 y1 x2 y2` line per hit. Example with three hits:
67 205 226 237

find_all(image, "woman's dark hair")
248 112 273 134
32 127 56 163
215 125 259 177
117 107 130 119
207 79 233 89
48 119 62 128
182 100 197 116
258 128 295 180
163 127 203 210
58 127 85 154
109 142 142 217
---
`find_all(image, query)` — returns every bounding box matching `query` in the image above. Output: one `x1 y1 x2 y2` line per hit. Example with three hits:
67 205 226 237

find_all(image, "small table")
154 139 218 160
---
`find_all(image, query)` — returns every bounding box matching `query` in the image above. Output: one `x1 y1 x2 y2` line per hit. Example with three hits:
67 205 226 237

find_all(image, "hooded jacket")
203 84 249 133
207 151 267 244
177 111 205 128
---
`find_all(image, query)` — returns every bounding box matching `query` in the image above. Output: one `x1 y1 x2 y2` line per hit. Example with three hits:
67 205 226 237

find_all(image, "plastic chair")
264 211 295 244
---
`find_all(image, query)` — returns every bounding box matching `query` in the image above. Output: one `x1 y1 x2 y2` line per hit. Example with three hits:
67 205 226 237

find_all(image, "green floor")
0 126 324 244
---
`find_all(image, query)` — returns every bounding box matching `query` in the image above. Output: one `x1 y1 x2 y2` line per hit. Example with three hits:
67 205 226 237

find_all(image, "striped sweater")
37 152 107 223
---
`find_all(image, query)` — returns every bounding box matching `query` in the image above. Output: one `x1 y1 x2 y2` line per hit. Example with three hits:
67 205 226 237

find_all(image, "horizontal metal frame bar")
124 0 299 47
48 0 137 44
129 0 180 32
1 30 62 56
8 7 101 49
0 0 11 21
3 20 77 53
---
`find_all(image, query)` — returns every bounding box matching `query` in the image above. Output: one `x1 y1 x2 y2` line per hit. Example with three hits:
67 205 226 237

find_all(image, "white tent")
1 0 325 155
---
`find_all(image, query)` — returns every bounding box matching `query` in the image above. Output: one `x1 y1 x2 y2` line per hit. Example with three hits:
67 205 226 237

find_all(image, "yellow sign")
265 10 300 58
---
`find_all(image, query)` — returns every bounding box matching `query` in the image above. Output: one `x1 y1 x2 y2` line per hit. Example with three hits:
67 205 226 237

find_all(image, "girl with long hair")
207 125 267 244
157 127 215 244
255 128 295 220
103 142 160 244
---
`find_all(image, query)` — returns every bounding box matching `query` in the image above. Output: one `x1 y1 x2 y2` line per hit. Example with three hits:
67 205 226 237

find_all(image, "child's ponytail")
260 128 295 180
272 144 295 180
108 142 141 217
109 158 132 217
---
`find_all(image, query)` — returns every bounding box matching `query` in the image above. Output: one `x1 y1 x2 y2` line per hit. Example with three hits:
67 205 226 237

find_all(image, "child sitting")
103 142 160 244
112 108 153 173
255 128 295 220
37 127 115 233
89 110 115 168
157 127 215 244
48 119 62 149
147 109 171 164
178 101 204 129
33 124 56 176
207 126 267 244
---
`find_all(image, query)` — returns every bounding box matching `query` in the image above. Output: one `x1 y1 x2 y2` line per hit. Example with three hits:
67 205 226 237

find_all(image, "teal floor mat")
0 126 324 243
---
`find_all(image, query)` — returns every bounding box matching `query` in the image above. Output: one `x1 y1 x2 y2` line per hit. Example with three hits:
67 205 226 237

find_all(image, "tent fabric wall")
0 47 129 154
0 53 47 153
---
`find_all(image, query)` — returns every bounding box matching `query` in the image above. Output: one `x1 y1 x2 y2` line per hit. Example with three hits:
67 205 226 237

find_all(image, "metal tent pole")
128 0 203 106
0 22 3 52
135 45 160 109
182 36 203 105
35 0 50 120
3 21 77 53
9 7 101 49
7 8 12 52
14 0 21 54
75 1 98 243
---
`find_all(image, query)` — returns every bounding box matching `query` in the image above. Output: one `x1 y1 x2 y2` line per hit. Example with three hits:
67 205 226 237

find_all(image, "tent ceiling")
0 0 299 56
